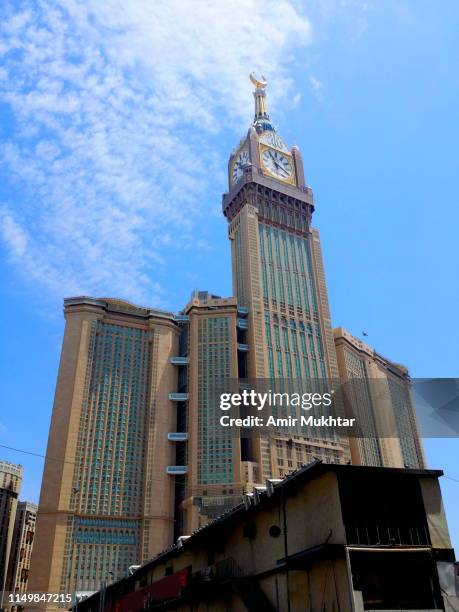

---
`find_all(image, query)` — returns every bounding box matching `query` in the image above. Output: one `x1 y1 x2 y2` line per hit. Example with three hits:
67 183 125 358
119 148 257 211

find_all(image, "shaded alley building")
6 501 37 598
0 461 23 603
75 463 459 612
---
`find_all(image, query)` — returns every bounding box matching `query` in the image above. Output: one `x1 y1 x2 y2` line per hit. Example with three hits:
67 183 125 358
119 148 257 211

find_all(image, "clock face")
262 148 293 180
232 150 250 184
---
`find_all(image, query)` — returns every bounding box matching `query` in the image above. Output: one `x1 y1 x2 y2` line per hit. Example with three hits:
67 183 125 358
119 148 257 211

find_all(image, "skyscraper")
6 501 37 598
177 291 242 533
334 327 425 468
28 297 182 598
0 461 23 604
222 74 351 480
29 76 428 597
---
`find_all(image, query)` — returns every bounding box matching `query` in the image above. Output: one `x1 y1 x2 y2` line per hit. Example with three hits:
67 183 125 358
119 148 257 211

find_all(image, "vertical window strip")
296 236 311 317
235 230 245 305
266 226 277 301
259 225 269 300
303 239 319 315
289 236 303 310
273 229 285 305
281 231 294 306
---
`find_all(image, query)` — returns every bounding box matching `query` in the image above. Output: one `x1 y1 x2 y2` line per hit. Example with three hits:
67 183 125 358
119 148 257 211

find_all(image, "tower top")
250 72 275 132
225 73 309 194
249 72 267 89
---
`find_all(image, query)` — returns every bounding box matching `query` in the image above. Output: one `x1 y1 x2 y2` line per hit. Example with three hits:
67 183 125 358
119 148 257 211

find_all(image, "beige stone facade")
28 298 180 601
334 327 425 468
178 292 243 534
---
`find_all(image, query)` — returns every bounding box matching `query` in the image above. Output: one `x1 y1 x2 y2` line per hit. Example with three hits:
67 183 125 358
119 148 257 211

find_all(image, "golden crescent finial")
250 72 267 89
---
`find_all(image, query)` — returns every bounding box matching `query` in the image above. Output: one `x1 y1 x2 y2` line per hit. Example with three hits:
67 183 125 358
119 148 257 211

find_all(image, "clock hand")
272 159 286 174
265 151 289 176
269 154 281 168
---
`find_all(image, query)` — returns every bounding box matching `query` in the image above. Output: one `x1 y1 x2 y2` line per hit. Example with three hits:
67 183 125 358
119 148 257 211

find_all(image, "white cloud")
0 1 312 304
309 75 323 91
292 92 302 107
0 210 28 258
308 75 324 103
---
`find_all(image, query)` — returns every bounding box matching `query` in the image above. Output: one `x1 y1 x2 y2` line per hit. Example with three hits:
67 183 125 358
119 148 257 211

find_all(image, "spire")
250 72 275 132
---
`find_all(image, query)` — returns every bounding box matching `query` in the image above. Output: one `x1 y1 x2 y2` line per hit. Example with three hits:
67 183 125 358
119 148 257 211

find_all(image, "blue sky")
1 1 458 551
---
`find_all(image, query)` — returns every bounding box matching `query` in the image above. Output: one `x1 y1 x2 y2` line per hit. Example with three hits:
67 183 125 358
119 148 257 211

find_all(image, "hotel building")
334 327 425 469
28 298 181 596
176 292 242 533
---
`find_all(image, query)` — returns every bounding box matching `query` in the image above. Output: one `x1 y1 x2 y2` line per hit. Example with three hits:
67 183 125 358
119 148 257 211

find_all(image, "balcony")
174 314 189 322
170 356 189 365
168 393 189 401
238 343 249 352
168 432 189 442
237 318 249 330
166 466 188 475
237 306 249 316
346 523 430 547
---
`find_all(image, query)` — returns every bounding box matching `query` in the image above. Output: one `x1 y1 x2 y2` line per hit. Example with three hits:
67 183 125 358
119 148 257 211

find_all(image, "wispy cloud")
309 75 323 91
0 1 312 304
309 75 324 102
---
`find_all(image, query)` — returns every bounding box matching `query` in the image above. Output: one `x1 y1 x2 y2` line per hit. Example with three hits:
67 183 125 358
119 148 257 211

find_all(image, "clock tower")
223 75 350 482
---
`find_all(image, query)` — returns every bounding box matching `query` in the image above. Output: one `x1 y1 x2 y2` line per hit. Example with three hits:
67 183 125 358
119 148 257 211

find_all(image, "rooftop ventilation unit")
243 492 254 511
266 479 282 497
177 535 191 548
253 486 267 505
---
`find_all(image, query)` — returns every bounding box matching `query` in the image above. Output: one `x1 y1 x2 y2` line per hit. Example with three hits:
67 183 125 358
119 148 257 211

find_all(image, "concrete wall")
142 470 350 611
420 477 453 549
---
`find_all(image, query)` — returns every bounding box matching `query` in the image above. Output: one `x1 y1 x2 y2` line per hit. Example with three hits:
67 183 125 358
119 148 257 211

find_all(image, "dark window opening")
339 472 430 546
241 437 254 462
350 551 442 610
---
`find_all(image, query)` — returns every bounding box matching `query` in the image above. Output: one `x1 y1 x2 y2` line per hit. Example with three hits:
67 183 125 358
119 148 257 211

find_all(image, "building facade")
6 501 37 598
0 461 23 602
28 298 182 599
334 327 425 468
177 291 242 534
